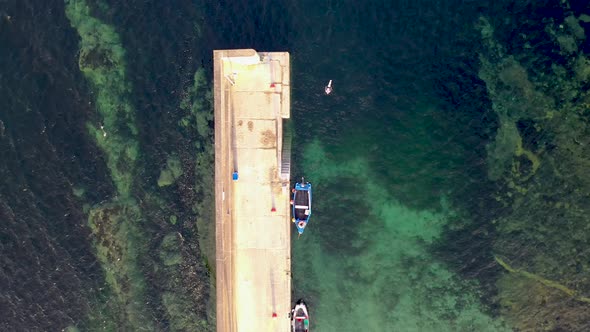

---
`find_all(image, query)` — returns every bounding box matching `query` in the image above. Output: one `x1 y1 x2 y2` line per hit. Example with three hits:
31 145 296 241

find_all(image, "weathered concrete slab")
235 120 277 149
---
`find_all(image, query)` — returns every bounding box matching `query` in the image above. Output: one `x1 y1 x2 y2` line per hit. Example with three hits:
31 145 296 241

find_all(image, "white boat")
291 299 310 332
324 80 333 95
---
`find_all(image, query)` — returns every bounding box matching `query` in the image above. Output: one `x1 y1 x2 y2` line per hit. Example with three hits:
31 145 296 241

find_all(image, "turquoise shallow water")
291 142 510 331
285 1 504 327
3 0 590 330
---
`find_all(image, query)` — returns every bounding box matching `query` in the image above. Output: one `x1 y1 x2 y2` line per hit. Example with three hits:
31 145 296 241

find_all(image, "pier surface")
214 49 291 332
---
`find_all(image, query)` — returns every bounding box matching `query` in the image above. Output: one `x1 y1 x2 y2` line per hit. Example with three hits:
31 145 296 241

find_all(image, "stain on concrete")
260 129 276 147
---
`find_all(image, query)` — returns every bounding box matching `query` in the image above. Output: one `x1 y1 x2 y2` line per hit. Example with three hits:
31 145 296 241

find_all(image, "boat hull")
292 180 312 234
291 299 310 332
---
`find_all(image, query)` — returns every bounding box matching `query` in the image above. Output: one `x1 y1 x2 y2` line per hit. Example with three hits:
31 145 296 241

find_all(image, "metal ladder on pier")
280 127 292 181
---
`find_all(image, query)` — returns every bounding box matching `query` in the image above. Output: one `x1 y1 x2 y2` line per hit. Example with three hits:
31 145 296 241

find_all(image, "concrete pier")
214 49 291 332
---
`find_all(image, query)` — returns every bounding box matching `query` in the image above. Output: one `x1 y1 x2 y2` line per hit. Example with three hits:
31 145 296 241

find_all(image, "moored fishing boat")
291 178 312 235
291 299 310 332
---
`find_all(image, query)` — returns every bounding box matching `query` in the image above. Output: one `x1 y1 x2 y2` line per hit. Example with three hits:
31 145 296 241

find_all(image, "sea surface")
2 0 590 331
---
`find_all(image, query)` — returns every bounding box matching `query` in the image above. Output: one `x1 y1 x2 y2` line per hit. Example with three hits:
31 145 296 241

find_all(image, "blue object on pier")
232 171 239 181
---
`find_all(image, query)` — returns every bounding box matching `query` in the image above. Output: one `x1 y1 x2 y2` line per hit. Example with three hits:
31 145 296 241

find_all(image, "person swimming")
324 80 333 95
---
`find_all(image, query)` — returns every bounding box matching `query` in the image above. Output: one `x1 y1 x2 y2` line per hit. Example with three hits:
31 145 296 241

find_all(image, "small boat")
291 299 310 332
324 80 333 95
291 178 312 235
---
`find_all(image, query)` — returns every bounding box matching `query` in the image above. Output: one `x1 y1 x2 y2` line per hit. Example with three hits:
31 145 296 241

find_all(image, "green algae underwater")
63 0 214 330
2 0 590 331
